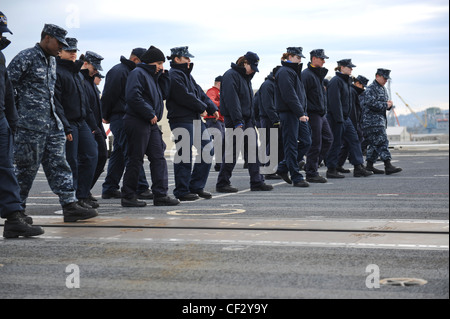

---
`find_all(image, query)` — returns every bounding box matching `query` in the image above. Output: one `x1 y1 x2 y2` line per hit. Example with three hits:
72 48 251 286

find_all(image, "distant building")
387 126 410 142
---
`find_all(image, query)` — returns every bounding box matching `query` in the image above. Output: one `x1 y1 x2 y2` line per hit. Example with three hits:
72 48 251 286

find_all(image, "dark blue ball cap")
354 75 369 87
287 47 306 58
244 51 260 72
376 68 391 80
337 58 356 68
0 11 13 34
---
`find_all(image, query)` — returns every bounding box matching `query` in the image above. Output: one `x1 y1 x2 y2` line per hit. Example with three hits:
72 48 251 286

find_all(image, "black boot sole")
3 228 45 239
153 200 180 206
64 211 98 223
385 169 403 175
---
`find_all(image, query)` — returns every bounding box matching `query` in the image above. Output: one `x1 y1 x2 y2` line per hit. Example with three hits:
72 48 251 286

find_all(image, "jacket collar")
231 63 255 81
307 62 328 80
281 60 303 77
137 63 163 80
352 84 365 95
335 71 351 83
120 56 137 70
170 62 194 75
80 68 93 83
57 57 83 73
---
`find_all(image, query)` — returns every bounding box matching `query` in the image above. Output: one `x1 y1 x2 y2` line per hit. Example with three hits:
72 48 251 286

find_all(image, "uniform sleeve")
159 70 171 100
101 68 125 121
4 73 18 133
327 79 344 123
260 82 279 124
221 72 244 126
54 73 72 135
6 52 29 90
198 83 218 115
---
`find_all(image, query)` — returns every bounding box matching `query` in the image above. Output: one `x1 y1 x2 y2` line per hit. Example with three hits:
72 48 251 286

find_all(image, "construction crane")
395 92 427 128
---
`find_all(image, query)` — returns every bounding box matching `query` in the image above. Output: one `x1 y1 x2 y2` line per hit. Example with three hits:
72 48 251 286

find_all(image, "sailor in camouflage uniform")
7 24 98 222
361 68 402 175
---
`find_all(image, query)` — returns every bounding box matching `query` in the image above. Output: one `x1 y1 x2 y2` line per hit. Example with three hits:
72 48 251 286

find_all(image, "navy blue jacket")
257 73 279 124
302 62 328 116
166 62 217 123
81 69 106 138
327 72 353 124
0 51 17 131
101 56 136 121
350 84 364 129
275 61 307 118
125 63 170 124
220 63 255 126
55 58 96 135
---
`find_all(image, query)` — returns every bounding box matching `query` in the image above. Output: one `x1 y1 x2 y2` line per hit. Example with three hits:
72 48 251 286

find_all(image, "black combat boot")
251 183 274 191
366 161 385 174
121 197 147 207
153 196 181 207
276 171 292 184
353 164 373 177
384 160 402 175
3 212 44 239
216 185 239 193
337 166 351 173
63 202 98 223
137 189 154 200
326 168 345 179
18 211 33 225
78 198 99 209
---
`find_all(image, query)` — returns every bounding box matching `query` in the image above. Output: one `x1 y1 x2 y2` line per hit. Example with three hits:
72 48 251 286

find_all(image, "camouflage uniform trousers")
363 126 392 163
14 122 76 209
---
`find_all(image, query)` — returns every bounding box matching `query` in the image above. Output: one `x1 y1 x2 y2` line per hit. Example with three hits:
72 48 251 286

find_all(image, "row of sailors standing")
0 19 402 238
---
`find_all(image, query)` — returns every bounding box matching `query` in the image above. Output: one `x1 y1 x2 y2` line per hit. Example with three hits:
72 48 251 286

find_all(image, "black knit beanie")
140 46 166 64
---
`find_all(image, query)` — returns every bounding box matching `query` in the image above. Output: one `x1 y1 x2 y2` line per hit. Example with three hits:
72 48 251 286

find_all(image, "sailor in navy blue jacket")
216 52 273 193
220 62 256 127
325 59 371 178
275 61 307 119
121 45 179 207
55 38 98 206
100 49 152 199
275 47 311 187
125 63 169 122
166 46 218 201
257 67 284 171
302 49 333 182
166 62 217 123
102 51 145 122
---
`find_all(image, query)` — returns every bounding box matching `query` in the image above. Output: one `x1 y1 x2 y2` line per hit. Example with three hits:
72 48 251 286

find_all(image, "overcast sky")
2 0 449 115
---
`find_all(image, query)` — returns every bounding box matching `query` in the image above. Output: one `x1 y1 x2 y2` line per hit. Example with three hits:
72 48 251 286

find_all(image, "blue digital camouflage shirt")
7 43 63 132
361 79 389 130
